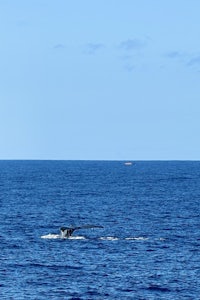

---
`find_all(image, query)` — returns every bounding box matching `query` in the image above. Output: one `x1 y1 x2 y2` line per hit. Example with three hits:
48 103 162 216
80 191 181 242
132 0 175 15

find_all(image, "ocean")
0 160 200 299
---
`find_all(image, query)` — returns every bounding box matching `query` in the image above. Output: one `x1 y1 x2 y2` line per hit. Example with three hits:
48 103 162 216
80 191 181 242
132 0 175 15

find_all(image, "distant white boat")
124 162 133 166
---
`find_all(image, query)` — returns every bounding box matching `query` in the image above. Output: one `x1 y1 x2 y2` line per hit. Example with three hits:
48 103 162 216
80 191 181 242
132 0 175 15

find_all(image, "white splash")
68 236 86 240
41 235 150 241
41 234 86 240
125 237 149 241
99 236 119 241
158 237 166 241
41 234 60 239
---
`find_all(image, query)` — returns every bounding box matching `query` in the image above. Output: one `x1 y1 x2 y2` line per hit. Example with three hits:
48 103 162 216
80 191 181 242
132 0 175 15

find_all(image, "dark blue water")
0 161 200 299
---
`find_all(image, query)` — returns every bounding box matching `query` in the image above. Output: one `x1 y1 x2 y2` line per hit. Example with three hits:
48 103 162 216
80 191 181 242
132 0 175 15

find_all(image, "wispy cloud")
117 38 146 72
187 55 200 66
118 55 135 72
166 51 183 59
53 44 65 49
83 43 105 55
166 50 200 69
119 38 146 51
124 64 135 72
166 50 189 66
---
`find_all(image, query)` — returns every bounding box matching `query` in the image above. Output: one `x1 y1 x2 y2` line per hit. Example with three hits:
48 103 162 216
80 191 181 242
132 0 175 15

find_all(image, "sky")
0 0 200 160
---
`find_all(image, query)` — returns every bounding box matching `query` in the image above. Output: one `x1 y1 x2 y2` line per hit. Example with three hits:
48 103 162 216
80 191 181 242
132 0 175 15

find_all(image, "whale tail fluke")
60 224 103 238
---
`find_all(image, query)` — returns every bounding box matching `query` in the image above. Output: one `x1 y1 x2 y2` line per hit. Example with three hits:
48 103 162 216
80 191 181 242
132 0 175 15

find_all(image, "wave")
99 236 119 241
125 237 149 241
41 234 150 241
40 234 86 240
99 236 148 241
41 234 60 239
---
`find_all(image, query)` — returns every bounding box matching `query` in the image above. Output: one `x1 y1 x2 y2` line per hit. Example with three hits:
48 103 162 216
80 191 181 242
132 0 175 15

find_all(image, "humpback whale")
60 225 103 238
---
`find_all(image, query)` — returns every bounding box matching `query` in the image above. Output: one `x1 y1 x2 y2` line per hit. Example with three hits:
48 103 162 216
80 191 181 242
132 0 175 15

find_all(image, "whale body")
60 225 103 238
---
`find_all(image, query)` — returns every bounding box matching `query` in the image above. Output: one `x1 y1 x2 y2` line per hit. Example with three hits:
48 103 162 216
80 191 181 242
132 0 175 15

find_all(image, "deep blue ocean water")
0 160 200 299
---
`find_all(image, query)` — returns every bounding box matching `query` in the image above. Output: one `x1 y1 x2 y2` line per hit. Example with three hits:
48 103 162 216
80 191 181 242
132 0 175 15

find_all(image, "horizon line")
0 158 200 162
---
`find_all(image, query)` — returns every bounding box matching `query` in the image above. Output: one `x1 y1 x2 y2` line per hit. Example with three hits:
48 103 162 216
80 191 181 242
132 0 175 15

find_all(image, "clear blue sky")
0 0 200 160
